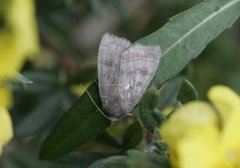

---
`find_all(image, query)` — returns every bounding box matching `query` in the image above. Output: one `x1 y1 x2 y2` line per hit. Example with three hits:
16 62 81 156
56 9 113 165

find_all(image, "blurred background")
0 0 240 167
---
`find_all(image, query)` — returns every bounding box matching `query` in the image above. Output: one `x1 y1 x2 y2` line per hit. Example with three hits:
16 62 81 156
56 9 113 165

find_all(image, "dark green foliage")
177 79 198 104
96 132 122 148
122 121 143 150
127 150 170 168
139 78 183 132
89 150 171 168
89 156 129 168
66 67 97 85
139 87 162 132
39 83 111 160
157 77 183 111
16 91 65 137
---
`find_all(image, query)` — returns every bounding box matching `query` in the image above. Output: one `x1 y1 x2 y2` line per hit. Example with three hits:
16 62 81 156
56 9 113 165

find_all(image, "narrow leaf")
14 71 57 92
139 0 240 87
39 83 111 160
15 73 33 84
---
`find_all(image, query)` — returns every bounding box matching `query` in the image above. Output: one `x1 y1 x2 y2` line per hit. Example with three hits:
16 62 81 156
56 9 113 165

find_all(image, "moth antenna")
79 83 111 121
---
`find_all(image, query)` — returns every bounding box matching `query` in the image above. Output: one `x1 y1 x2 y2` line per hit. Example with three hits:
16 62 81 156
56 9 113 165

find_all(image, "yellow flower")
0 0 39 155
0 107 13 155
0 84 12 109
209 86 240 166
0 32 22 78
160 85 240 168
0 0 39 78
7 0 39 56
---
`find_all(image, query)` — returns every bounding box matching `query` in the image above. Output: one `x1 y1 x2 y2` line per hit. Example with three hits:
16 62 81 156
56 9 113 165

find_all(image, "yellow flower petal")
0 32 23 78
0 0 39 79
208 85 240 123
208 85 240 157
221 106 240 155
161 85 240 168
7 0 39 56
160 101 218 146
160 101 219 167
0 107 13 155
0 0 37 156
178 134 231 168
0 85 12 109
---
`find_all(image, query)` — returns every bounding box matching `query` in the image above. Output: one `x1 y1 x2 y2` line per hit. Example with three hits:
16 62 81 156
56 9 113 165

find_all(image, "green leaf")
89 150 170 168
1 150 44 168
139 0 240 87
139 87 161 132
2 149 109 168
122 121 143 150
90 0 103 13
13 71 57 92
39 83 111 160
127 150 170 168
96 132 122 148
89 156 129 168
39 0 240 160
157 77 183 111
15 73 33 84
16 91 65 137
177 79 198 104
45 152 114 168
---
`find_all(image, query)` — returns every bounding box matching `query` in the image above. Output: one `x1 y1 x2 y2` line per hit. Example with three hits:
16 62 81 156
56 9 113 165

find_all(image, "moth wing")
98 33 131 119
119 44 161 113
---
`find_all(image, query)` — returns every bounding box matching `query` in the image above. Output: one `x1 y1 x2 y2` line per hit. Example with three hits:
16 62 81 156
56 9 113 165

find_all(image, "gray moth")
98 33 161 122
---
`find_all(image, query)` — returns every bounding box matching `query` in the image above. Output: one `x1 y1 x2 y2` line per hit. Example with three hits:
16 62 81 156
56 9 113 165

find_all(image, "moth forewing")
98 33 161 122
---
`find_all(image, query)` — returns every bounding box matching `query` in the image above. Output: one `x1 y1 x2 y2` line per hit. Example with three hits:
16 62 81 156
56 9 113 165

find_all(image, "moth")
98 33 161 122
